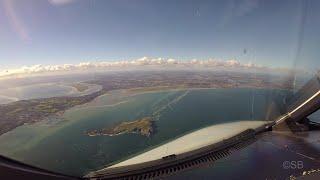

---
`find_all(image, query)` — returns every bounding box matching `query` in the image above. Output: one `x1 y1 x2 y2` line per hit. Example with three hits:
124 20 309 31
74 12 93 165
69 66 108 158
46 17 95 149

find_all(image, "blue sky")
0 0 319 70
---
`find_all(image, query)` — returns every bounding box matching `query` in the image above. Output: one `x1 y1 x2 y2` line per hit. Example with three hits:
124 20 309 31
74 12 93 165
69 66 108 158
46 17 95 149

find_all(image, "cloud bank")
0 57 280 78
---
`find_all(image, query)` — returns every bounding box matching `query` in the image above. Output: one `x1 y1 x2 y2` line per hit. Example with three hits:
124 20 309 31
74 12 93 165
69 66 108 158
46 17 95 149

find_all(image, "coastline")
0 86 287 138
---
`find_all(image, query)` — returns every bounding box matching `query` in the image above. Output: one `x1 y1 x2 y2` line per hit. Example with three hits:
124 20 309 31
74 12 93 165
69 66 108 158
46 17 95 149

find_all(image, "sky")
0 0 320 71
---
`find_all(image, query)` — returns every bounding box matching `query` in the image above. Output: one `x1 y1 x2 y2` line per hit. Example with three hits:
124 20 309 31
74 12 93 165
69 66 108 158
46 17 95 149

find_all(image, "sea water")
0 88 289 176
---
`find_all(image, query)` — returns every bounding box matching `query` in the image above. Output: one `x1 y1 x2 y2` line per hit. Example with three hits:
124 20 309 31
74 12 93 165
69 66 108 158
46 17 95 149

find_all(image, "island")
86 117 155 137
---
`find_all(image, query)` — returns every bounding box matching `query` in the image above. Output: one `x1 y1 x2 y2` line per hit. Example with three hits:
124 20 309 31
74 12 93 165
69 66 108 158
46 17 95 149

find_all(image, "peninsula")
0 90 105 135
71 83 89 92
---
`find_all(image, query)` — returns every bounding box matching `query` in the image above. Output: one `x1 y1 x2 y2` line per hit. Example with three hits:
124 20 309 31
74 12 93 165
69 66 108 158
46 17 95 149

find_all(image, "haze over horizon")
0 56 301 79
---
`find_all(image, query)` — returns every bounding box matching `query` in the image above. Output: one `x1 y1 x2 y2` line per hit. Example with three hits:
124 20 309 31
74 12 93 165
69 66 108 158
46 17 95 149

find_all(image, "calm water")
0 83 74 102
0 88 289 176
0 83 102 104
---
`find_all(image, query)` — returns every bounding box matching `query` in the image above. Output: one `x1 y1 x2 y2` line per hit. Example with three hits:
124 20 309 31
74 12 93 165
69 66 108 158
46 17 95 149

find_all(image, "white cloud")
226 59 241 66
0 57 270 78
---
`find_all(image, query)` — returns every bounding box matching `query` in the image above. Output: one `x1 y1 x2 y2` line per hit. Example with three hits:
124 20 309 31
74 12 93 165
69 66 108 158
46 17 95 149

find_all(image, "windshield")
0 0 319 179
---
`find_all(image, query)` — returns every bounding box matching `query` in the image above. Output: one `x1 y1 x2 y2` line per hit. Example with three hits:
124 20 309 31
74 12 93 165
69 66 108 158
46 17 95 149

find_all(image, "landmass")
71 83 89 92
87 70 294 91
0 70 294 136
0 90 105 135
86 117 155 137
